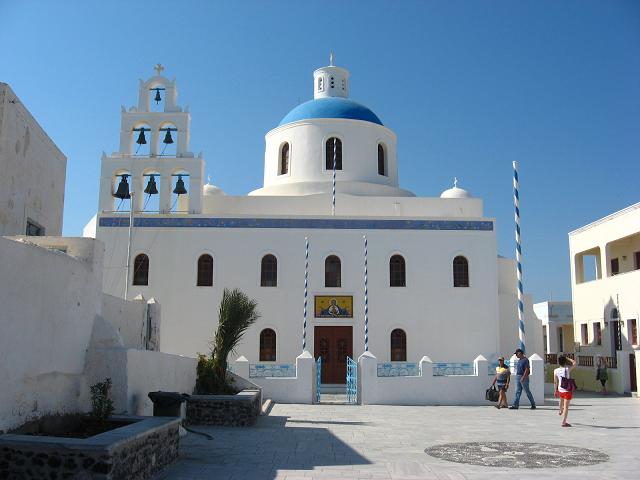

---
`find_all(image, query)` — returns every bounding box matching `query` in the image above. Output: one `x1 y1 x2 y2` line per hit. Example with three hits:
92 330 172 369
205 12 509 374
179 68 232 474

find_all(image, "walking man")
509 348 536 409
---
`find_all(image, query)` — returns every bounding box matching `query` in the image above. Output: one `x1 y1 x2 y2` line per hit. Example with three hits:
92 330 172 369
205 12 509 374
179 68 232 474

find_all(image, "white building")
533 301 574 354
0 83 66 236
569 203 639 376
89 62 542 389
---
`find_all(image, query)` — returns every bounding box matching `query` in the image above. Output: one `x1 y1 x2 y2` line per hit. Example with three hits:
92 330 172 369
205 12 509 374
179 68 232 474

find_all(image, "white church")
87 60 542 389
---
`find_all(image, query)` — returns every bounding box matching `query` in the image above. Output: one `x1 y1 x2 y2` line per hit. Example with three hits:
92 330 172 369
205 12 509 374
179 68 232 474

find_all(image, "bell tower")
98 64 205 214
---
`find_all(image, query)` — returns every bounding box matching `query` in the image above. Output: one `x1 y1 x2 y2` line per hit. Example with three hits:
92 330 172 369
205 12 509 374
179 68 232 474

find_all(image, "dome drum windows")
260 254 278 287
132 254 149 286
391 329 407 361
453 256 469 287
389 255 406 287
378 143 387 176
317 77 324 92
325 255 342 288
259 329 276 361
325 137 342 170
279 143 290 176
197 254 213 286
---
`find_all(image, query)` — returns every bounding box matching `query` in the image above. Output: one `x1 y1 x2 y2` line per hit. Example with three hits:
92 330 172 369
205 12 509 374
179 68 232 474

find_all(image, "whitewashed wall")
0 83 66 236
0 236 103 431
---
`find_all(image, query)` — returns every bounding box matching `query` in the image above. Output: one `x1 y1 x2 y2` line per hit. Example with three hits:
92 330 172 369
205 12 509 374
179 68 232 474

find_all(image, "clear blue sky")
1 0 638 302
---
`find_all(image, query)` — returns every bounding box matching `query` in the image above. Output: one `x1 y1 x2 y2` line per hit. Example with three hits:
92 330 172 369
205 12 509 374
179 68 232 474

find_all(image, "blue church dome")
279 97 383 126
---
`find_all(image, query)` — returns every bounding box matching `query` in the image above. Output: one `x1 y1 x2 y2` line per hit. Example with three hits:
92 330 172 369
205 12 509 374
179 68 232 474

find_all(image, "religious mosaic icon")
314 296 353 318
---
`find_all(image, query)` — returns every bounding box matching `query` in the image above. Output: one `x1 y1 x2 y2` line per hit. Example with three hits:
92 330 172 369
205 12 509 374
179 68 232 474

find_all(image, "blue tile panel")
487 360 512 376
377 362 419 377
249 364 296 378
98 217 494 231
432 362 475 376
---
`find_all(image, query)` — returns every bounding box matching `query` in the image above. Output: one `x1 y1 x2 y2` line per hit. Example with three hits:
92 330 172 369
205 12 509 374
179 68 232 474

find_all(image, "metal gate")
315 356 322 404
346 357 358 404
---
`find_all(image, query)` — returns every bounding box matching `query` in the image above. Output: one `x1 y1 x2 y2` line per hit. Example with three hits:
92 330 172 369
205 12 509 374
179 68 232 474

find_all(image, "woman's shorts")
559 391 573 400
496 384 507 391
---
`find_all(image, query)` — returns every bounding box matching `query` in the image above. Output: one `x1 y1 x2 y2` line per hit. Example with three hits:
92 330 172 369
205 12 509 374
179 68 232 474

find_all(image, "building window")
341 79 346 91
133 254 149 286
325 138 342 170
377 144 386 176
542 326 548 354
317 77 324 92
610 257 619 276
390 329 407 361
581 323 589 345
260 254 277 287
389 255 406 287
453 256 469 287
558 328 564 352
325 255 341 287
635 251 640 270
330 76 335 88
25 219 45 236
259 329 276 361
279 143 290 175
628 319 638 346
197 254 213 286
593 322 602 346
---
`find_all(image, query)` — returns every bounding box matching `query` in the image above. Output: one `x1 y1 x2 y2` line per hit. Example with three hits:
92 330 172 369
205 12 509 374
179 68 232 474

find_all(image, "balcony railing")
544 353 617 369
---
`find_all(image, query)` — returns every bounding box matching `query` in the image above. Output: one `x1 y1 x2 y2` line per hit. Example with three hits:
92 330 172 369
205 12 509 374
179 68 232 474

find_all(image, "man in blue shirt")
509 348 536 410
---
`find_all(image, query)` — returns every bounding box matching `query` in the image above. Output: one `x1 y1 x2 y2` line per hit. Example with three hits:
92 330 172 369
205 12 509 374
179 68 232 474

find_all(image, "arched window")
389 255 406 287
259 329 276 361
378 144 386 176
279 143 290 175
197 254 213 286
317 76 324 92
261 254 277 287
391 329 407 361
453 256 469 287
325 137 342 170
325 255 341 287
133 254 149 286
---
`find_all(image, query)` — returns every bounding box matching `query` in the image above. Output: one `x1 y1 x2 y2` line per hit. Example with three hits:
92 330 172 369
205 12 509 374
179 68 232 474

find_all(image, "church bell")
136 129 147 145
173 175 187 195
144 175 158 195
154 88 162 104
113 175 131 199
163 129 174 144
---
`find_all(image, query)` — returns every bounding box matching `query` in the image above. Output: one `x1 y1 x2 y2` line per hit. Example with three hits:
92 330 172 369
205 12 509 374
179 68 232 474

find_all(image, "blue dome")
279 97 383 126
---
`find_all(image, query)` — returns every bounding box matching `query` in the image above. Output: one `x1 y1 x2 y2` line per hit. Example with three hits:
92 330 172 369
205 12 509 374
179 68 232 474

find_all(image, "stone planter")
0 415 179 480
185 389 261 426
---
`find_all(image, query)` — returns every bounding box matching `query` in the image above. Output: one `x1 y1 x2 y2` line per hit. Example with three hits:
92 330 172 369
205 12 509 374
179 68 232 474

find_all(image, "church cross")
154 63 164 76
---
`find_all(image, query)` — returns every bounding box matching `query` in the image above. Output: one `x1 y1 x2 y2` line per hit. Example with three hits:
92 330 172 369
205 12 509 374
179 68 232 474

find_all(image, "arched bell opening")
141 170 161 213
131 122 152 156
158 122 178 157
170 169 190 213
148 82 166 113
111 170 133 212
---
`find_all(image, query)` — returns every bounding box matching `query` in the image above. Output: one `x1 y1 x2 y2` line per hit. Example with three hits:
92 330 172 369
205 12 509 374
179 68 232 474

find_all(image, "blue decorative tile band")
99 216 494 231
432 362 475 376
249 363 296 378
377 362 419 377
487 360 511 375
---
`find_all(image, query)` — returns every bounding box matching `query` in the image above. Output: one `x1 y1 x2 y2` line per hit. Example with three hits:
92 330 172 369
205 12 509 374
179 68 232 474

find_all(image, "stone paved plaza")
156 393 639 480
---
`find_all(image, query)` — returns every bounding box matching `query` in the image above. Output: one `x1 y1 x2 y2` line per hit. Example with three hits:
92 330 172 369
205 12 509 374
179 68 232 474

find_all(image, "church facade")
89 61 541 386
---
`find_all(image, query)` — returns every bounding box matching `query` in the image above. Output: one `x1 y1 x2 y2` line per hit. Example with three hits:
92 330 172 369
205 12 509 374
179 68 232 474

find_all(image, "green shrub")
90 378 114 424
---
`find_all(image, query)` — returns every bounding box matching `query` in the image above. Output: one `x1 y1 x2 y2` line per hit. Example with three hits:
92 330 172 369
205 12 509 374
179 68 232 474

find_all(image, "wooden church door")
314 326 353 384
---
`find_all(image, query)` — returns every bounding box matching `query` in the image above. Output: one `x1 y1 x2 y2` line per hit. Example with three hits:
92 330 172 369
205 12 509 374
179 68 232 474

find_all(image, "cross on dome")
329 52 334 66
454 177 458 188
154 63 165 76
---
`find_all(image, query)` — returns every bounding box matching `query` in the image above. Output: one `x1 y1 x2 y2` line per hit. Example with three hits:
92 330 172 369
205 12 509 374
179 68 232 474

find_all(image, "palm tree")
196 288 260 394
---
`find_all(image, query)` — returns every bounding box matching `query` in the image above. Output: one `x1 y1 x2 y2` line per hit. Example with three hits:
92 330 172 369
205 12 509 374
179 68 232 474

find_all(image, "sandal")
561 423 572 427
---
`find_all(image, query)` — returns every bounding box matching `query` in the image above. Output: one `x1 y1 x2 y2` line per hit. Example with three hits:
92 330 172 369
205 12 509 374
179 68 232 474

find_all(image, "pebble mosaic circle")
424 442 608 468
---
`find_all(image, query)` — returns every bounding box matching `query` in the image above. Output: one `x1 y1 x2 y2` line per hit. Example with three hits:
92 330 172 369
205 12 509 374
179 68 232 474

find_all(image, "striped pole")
513 161 525 352
332 138 337 215
363 235 369 351
303 236 309 351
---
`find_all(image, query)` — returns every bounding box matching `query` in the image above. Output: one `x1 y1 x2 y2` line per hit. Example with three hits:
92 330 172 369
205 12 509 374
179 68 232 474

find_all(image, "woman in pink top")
554 355 577 427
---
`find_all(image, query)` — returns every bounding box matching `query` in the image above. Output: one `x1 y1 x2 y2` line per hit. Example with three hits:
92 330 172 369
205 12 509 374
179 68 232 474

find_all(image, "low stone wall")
185 390 261 427
0 416 179 480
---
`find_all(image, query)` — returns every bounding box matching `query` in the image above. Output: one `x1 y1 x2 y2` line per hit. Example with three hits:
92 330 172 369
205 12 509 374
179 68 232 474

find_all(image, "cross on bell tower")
154 63 165 76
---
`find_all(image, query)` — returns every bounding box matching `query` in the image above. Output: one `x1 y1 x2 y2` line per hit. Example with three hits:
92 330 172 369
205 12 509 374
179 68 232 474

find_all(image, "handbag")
560 368 577 391
485 385 499 402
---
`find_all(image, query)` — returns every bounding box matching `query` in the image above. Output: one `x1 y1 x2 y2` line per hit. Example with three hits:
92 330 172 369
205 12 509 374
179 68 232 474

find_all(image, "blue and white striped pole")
363 235 369 352
303 236 309 351
332 138 337 216
513 161 525 352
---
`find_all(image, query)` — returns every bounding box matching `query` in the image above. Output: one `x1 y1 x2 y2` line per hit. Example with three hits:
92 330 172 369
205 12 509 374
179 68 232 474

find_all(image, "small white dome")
203 183 225 196
440 178 472 198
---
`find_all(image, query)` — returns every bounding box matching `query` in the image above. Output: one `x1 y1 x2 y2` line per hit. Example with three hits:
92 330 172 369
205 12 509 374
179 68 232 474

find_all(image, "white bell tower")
313 53 350 99
98 64 205 214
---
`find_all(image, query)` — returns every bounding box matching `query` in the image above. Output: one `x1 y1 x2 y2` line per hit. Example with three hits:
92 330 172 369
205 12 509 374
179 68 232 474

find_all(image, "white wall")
0 83 66 236
0 236 103 431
